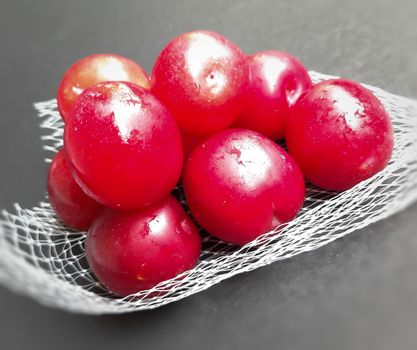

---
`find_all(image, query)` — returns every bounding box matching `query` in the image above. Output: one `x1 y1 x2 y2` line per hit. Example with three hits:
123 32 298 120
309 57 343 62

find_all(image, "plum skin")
286 79 394 191
151 30 249 136
57 53 150 121
86 196 202 296
183 129 305 246
64 81 183 210
180 129 208 161
47 149 103 231
234 50 312 140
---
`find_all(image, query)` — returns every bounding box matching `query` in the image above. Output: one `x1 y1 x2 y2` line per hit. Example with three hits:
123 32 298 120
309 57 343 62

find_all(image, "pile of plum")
47 30 394 296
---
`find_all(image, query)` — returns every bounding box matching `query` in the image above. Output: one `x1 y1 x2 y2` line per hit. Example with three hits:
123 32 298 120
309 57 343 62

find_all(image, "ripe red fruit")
151 30 249 136
180 129 207 160
57 54 150 121
234 51 312 140
64 81 183 209
86 196 201 296
47 149 103 231
183 129 305 246
286 79 394 191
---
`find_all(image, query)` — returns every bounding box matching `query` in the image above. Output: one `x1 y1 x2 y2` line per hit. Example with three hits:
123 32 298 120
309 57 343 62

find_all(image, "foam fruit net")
0 71 416 315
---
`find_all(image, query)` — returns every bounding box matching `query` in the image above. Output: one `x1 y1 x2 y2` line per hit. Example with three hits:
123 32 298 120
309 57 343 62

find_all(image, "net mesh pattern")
0 71 416 315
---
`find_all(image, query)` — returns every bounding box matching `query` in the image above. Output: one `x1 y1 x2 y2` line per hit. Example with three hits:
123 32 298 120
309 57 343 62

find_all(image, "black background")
0 1 416 349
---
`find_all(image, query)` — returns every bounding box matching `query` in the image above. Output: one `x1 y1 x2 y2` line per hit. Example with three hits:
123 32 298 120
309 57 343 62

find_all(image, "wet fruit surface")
47 149 103 231
234 50 312 140
183 129 305 245
64 81 183 209
86 196 201 296
151 30 249 136
180 129 207 161
57 54 150 121
286 79 394 191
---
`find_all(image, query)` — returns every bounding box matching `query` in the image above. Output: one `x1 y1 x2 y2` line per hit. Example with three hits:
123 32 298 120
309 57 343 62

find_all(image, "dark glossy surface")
184 129 305 245
180 129 207 161
286 79 394 191
1 1 417 349
65 81 183 209
47 149 103 230
57 54 150 121
86 196 201 296
151 30 249 136
234 50 312 140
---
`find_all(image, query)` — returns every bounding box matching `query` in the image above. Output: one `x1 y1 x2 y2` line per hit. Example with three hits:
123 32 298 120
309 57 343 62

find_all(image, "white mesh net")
0 71 416 315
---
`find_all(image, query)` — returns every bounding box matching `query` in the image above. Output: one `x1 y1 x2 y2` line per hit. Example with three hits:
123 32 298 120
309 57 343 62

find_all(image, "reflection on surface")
330 85 364 130
98 57 130 81
97 83 144 142
226 138 273 188
147 212 169 235
260 56 286 94
186 32 231 95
